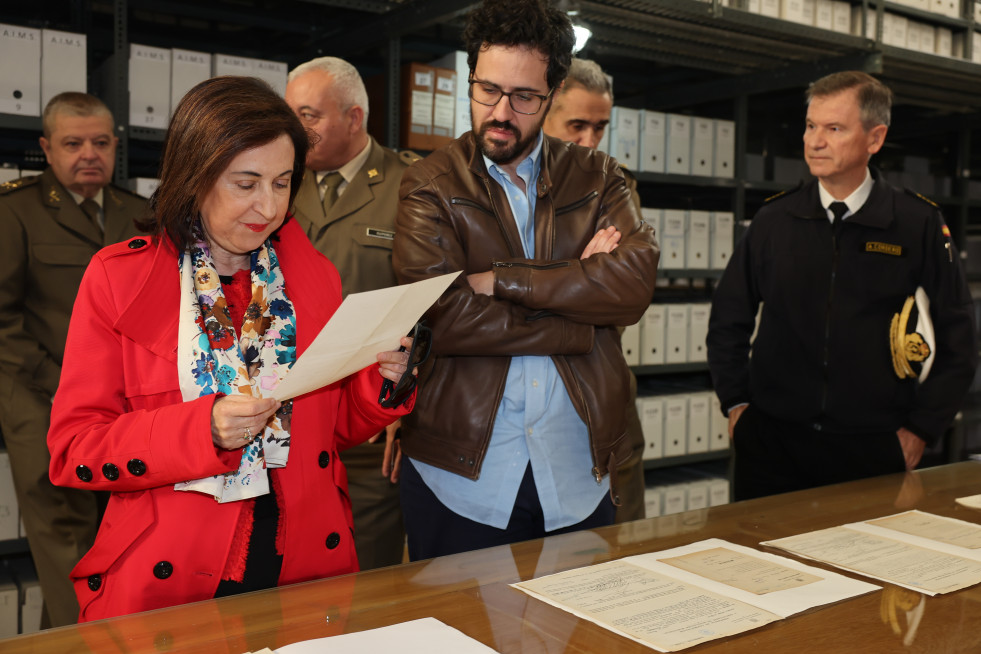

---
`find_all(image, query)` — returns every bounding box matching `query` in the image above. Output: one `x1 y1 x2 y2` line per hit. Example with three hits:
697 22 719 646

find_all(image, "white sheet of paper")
274 617 499 653
956 493 981 510
272 272 459 401
512 538 878 652
763 512 981 596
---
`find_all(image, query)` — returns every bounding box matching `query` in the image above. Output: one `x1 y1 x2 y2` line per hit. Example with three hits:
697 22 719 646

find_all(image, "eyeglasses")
468 76 553 115
378 322 432 409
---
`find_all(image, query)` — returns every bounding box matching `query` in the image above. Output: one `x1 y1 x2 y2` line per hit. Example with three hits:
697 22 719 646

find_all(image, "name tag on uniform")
865 241 903 257
366 227 395 241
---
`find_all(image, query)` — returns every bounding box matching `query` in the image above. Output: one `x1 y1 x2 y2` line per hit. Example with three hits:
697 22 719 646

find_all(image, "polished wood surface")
5 462 981 653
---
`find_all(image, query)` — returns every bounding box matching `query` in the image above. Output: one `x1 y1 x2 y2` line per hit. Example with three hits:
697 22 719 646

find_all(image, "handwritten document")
868 510 981 549
512 539 877 652
660 547 821 595
763 523 981 595
272 272 459 400
956 494 981 510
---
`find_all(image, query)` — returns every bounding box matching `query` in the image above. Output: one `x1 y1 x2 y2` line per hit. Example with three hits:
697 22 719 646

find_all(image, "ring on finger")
244 426 253 443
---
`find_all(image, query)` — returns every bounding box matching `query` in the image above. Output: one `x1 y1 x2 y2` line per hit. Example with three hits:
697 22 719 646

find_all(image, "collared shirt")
315 138 372 201
818 168 874 222
69 188 105 230
412 131 608 531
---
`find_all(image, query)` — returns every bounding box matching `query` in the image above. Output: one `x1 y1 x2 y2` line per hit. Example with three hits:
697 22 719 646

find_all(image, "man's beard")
474 118 540 165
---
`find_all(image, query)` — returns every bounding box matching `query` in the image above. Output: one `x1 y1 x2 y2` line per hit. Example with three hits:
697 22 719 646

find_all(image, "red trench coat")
48 219 409 622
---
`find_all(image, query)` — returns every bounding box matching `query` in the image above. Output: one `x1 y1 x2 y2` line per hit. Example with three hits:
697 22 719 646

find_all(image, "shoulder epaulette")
905 188 939 208
764 181 803 204
399 150 423 166
0 176 39 195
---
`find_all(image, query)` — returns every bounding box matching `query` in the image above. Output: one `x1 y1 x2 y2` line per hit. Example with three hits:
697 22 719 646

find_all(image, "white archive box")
906 20 923 51
814 0 834 29
688 303 711 363
931 0 961 19
759 0 781 17
665 304 689 364
251 58 288 96
0 451 18 541
686 392 711 453
128 177 160 199
212 52 252 78
713 120 735 178
0 24 41 117
640 206 661 238
935 27 953 57
665 114 691 175
912 22 936 54
637 395 664 460
685 480 710 511
129 44 171 129
621 321 641 366
710 211 735 269
40 29 86 110
709 395 729 451
640 303 667 365
0 571 16 639
609 106 640 170
170 49 211 112
660 483 688 515
882 13 908 48
780 0 809 23
690 117 714 177
686 210 711 269
644 487 662 518
639 109 666 173
660 209 686 269
663 395 688 457
851 7 878 39
831 0 851 33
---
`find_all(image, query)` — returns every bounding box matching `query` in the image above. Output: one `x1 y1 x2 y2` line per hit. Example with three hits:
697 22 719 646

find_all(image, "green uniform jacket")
0 168 147 397
291 136 418 297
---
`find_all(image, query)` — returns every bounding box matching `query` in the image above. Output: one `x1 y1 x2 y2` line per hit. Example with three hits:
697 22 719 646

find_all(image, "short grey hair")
42 92 113 139
288 56 369 129
559 58 613 103
806 71 892 130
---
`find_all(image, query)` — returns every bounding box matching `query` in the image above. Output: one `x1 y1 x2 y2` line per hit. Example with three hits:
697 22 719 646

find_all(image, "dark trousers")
400 458 616 561
733 405 907 501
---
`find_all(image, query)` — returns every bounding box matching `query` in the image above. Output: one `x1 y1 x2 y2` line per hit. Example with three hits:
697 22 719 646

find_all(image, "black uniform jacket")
707 170 976 445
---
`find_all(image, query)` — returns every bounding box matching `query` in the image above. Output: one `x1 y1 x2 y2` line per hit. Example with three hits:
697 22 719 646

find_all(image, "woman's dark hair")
462 0 574 91
139 76 309 252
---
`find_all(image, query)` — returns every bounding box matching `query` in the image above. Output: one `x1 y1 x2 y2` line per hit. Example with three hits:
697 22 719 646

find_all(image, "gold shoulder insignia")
0 176 34 195
367 168 379 179
764 181 802 203
399 150 422 165
905 188 939 208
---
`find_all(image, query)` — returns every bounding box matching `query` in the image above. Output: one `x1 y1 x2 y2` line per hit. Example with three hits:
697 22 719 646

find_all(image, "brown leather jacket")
393 132 658 485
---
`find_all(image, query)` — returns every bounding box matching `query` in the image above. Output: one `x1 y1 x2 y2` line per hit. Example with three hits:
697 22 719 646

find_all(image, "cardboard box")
40 29 86 111
170 49 211 113
401 63 435 151
709 395 730 451
711 211 735 269
640 303 667 365
688 303 711 363
610 106 641 170
429 51 470 139
0 23 41 116
129 43 171 129
690 117 714 177
713 120 735 178
660 209 687 269
637 395 665 460
621 321 641 366
665 114 691 175
686 391 711 453
431 66 457 150
686 210 711 269
665 304 689 364
640 110 666 173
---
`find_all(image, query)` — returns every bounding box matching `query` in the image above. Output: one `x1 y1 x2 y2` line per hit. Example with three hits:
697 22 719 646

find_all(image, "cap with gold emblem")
889 286 935 382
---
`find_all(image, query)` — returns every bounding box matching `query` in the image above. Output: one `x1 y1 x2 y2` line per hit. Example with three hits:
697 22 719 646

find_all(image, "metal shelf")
631 362 710 376
643 449 730 470
0 538 29 557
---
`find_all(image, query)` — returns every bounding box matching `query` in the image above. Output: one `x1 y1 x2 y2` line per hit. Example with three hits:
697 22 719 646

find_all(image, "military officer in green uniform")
286 57 418 570
0 92 147 627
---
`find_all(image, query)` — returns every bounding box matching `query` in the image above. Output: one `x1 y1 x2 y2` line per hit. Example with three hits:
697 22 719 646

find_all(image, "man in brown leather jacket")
392 0 658 560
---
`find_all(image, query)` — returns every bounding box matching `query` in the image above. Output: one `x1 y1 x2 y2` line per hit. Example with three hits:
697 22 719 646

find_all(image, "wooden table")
5 462 981 653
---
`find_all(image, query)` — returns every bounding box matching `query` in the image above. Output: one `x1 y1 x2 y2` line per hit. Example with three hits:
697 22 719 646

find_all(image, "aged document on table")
272 272 459 400
512 538 878 652
956 493 981 510
763 511 981 595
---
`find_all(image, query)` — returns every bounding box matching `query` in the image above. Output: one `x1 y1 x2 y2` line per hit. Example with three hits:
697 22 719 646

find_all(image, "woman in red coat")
47 76 415 622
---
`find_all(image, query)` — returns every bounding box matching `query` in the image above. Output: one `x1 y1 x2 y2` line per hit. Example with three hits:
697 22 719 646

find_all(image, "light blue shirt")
412 131 608 531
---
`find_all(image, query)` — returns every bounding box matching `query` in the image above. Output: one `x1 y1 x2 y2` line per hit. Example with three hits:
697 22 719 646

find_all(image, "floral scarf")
174 239 296 503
